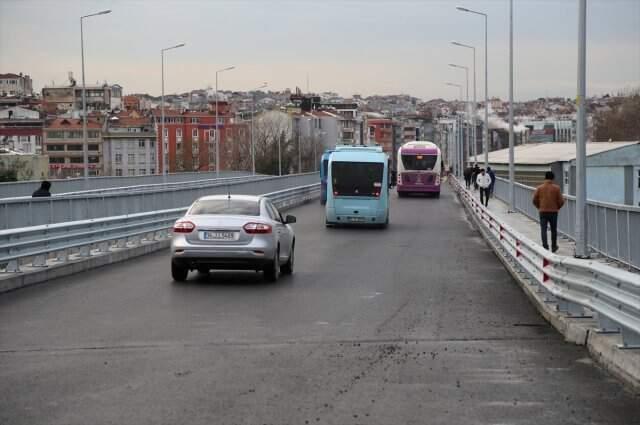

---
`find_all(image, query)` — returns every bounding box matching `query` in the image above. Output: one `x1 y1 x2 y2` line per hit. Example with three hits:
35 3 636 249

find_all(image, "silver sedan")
170 195 296 282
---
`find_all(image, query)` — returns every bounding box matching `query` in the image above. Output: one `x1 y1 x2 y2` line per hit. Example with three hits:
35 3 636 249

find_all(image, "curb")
455 187 640 393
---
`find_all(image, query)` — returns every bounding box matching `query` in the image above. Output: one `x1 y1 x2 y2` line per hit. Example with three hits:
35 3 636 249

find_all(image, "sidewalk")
467 187 636 273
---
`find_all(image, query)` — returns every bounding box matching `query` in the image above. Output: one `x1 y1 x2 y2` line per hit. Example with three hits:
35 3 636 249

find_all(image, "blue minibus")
325 146 390 228
320 149 335 205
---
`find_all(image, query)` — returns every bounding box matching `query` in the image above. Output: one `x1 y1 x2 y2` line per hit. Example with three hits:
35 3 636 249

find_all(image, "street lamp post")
508 0 515 212
445 82 463 176
160 43 185 183
215 66 235 177
449 63 470 169
457 6 488 168
250 83 267 175
575 0 589 258
451 41 477 163
80 9 111 183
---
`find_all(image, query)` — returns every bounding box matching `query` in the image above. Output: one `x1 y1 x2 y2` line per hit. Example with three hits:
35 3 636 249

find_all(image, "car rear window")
189 199 260 216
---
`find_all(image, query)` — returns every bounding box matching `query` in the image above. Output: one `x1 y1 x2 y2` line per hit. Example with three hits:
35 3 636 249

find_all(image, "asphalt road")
1 185 639 425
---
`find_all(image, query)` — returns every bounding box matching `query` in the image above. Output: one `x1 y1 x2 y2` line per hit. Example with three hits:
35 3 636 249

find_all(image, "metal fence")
0 170 252 199
452 176 640 349
0 183 320 275
493 177 640 271
0 173 319 230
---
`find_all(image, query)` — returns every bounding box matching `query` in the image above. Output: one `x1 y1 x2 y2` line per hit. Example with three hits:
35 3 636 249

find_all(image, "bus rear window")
331 162 384 197
401 154 437 171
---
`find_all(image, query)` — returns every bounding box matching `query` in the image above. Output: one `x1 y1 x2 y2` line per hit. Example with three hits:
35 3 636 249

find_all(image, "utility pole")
508 0 515 212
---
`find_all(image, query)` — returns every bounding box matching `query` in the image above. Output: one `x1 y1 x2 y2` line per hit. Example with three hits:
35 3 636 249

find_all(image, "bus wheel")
434 192 440 198
397 192 405 198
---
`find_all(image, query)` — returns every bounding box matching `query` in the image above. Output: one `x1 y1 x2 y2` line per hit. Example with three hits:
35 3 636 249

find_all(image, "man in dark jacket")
471 164 480 190
463 166 473 189
532 171 565 252
32 181 52 197
487 166 496 197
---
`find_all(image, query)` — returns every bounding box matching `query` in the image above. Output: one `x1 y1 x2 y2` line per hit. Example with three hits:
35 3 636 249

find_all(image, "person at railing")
532 171 565 253
471 164 480 191
476 168 492 207
31 181 51 198
463 166 473 189
487 166 496 197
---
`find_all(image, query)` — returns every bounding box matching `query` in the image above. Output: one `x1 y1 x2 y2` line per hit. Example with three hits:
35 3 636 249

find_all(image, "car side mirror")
285 215 297 224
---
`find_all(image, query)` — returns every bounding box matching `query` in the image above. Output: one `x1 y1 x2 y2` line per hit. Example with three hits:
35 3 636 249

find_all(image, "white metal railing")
451 176 640 349
493 177 640 271
0 173 319 230
0 183 320 275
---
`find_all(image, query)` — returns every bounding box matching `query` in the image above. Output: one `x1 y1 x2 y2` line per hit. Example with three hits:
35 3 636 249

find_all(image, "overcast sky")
1 0 638 101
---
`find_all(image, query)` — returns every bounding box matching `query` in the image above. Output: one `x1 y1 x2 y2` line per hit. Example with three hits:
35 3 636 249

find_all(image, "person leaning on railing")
532 171 565 253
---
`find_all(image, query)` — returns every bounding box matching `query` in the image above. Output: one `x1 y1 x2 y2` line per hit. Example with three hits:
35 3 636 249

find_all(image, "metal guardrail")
0 183 320 274
493 177 640 271
452 176 640 349
0 172 319 230
3 175 267 200
0 171 251 199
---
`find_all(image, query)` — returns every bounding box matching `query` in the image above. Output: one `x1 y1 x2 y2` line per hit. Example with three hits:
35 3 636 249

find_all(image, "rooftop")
484 142 639 165
45 118 101 130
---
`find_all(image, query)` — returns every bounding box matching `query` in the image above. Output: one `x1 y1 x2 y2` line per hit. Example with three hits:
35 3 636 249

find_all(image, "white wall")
586 166 625 204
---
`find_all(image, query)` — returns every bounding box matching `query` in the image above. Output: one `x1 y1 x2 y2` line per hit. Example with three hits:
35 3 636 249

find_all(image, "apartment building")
0 73 33 96
0 106 43 154
42 83 122 114
102 112 157 176
152 102 232 173
43 118 103 178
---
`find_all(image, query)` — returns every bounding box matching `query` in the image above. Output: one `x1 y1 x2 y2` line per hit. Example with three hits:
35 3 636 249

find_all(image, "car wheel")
171 262 188 282
264 247 280 282
281 242 294 275
397 191 405 198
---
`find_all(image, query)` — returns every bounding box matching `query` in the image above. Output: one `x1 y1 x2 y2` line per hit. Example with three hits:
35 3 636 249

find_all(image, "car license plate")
348 216 365 223
202 231 236 241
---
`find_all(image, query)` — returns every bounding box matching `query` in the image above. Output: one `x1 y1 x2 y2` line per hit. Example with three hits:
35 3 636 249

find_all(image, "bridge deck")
1 185 638 424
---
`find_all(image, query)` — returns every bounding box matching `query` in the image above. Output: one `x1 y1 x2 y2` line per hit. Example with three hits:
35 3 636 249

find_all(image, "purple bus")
396 141 442 198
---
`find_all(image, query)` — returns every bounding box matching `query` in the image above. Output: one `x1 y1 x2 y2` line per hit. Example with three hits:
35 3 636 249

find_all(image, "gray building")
486 142 640 206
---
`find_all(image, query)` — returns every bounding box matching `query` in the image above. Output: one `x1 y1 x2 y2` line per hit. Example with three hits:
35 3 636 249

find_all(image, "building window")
49 157 65 164
115 168 123 176
88 156 99 163
88 144 99 151
46 144 65 151
128 153 135 163
69 157 83 163
192 128 198 138
150 141 155 148
637 170 640 189
66 144 82 151
115 153 122 163
150 168 155 174
139 169 146 175
19 135 29 142
138 140 146 148
128 169 135 175
47 131 64 139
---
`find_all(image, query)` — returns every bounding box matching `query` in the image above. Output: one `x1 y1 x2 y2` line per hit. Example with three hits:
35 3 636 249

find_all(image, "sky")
1 0 639 101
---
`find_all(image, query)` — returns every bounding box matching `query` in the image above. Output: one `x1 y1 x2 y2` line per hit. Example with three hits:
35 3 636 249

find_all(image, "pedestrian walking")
32 181 52 197
471 164 480 191
487 166 496 197
463 166 473 189
532 171 565 252
476 168 492 207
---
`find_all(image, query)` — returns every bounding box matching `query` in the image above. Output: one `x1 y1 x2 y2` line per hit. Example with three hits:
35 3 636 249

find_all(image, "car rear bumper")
171 241 275 270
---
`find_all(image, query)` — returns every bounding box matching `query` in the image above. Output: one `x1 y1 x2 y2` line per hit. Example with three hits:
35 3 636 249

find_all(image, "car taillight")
173 220 195 233
243 222 272 234
435 175 441 185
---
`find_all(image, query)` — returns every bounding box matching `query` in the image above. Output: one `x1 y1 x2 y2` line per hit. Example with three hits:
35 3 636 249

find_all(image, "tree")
594 90 640 142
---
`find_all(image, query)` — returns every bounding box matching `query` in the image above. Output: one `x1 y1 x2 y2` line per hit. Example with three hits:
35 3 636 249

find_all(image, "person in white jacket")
476 168 492 206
